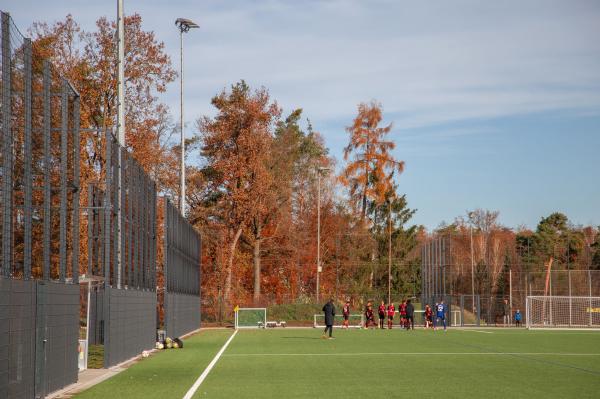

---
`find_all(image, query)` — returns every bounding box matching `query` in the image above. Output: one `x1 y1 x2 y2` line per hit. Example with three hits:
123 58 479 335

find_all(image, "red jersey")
399 303 407 316
378 304 386 316
387 304 395 317
343 304 350 316
425 307 432 317
365 307 374 320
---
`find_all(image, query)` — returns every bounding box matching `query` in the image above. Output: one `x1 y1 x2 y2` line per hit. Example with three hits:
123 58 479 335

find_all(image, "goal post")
526 296 600 329
313 314 364 328
235 307 267 329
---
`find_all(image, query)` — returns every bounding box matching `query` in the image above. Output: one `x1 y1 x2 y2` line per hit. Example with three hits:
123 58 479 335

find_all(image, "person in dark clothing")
378 300 386 329
322 298 336 339
405 299 415 330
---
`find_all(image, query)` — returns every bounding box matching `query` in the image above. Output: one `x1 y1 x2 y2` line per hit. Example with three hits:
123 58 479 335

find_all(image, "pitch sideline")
182 329 238 399
222 352 600 357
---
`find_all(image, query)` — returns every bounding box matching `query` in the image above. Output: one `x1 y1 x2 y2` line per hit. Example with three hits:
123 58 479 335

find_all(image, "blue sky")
7 0 600 230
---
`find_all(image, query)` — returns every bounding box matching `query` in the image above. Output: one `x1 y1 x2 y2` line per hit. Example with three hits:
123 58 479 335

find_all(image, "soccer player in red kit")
387 302 395 329
424 304 433 329
378 300 386 329
342 301 351 329
399 299 407 329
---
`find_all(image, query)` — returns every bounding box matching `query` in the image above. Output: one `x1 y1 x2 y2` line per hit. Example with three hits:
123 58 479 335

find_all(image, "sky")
7 0 600 230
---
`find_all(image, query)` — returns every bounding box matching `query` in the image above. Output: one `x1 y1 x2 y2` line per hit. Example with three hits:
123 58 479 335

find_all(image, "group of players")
340 299 448 331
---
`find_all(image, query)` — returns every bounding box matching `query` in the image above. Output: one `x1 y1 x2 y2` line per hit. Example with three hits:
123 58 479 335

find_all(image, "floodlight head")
175 18 199 33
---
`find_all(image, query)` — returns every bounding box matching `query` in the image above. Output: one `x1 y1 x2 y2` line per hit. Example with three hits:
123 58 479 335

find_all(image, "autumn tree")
197 81 280 303
341 101 404 221
592 228 600 270
30 14 177 190
29 14 178 283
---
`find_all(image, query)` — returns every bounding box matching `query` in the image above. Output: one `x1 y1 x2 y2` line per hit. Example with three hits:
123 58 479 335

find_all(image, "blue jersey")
515 312 522 321
436 304 445 318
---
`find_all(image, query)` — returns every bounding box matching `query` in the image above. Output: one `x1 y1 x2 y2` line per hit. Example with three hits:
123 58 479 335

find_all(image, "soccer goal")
526 296 600 329
235 307 267 329
313 314 364 328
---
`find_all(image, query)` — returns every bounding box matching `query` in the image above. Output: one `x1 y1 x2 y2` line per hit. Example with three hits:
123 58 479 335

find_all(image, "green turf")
74 329 232 399
76 328 600 399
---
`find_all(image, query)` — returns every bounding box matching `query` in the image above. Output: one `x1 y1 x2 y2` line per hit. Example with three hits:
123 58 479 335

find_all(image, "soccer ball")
142 351 149 358
173 342 179 349
158 343 164 350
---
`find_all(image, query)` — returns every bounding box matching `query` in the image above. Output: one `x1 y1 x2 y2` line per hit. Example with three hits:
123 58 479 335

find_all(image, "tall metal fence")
163 198 201 338
0 11 80 398
86 130 158 367
1 10 203 397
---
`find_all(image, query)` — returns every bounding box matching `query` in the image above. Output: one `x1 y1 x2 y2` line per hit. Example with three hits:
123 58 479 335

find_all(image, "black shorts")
343 314 349 320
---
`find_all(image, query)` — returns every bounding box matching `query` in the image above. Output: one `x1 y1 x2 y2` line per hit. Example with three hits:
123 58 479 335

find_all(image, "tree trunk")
253 223 262 305
224 226 243 302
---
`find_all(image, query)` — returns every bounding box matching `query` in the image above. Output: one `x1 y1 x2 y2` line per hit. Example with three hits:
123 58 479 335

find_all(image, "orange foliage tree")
341 101 404 221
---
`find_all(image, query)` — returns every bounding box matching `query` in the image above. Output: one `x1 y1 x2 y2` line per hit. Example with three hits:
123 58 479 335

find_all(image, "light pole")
316 167 330 302
175 18 199 215
468 212 475 313
387 198 392 305
116 0 125 287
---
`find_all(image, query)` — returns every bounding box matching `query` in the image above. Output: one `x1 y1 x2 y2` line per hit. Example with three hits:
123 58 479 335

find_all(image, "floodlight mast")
316 167 331 302
175 18 199 215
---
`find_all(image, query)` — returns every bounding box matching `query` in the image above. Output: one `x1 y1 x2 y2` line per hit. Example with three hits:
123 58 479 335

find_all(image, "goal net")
526 296 600 329
313 314 364 328
235 307 267 329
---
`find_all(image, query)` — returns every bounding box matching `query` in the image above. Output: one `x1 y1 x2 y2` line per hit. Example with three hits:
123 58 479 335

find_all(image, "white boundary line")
182 329 238 399
222 352 600 357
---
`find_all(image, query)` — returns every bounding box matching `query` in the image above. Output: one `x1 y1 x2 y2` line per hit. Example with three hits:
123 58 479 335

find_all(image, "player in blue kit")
434 300 447 331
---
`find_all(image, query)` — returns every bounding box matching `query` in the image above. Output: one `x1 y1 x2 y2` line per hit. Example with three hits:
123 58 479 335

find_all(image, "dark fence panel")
103 287 155 367
0 277 78 399
165 293 200 338
0 277 36 399
39 282 79 396
163 198 201 337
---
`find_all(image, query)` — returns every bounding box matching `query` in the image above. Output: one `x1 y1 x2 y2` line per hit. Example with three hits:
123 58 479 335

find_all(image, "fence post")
509 269 513 324
72 96 80 284
476 295 480 326
590 269 593 327
42 61 51 280
59 79 69 282
568 270 572 327
24 38 33 279
1 12 13 278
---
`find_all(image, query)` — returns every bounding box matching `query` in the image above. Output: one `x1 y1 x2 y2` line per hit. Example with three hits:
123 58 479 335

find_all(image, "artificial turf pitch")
75 328 600 399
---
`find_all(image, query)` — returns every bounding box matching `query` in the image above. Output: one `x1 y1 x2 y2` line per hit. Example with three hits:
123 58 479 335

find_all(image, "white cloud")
8 0 600 132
